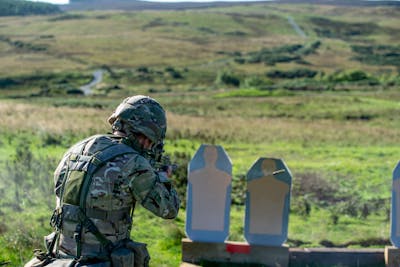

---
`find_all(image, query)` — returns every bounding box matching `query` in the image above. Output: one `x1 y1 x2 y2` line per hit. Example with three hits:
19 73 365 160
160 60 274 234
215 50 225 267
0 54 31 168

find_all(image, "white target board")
244 157 292 246
185 144 232 242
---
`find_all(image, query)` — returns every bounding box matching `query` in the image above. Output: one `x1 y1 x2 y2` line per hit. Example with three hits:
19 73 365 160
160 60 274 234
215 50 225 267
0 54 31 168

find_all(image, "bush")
2 138 56 211
165 66 183 79
266 68 318 79
326 70 371 83
300 40 322 55
282 80 332 91
67 88 84 95
310 17 379 39
216 71 240 87
234 43 316 66
168 151 192 208
137 66 149 73
243 76 273 88
351 44 400 67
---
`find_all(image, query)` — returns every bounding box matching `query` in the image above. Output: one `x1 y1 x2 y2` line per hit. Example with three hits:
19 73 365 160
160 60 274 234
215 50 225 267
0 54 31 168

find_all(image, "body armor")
51 134 179 261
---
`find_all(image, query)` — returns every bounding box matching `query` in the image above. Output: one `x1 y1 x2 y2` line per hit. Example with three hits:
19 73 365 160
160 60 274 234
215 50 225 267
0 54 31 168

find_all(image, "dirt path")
288 16 306 38
80 69 103 95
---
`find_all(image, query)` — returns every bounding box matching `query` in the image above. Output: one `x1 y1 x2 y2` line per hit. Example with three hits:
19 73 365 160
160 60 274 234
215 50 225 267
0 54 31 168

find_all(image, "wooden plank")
185 144 232 242
181 238 289 266
290 248 384 267
181 243 385 267
244 158 292 246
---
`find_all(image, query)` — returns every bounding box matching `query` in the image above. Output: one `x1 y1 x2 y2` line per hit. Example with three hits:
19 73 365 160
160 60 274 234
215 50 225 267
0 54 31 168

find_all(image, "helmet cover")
108 95 166 143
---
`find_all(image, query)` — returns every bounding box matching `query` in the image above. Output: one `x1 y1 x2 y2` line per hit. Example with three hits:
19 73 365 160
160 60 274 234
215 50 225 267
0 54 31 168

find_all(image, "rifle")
147 142 178 173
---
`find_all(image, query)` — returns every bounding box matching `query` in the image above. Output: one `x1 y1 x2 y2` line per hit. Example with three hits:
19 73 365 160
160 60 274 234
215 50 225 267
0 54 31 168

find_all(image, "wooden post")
386 246 400 267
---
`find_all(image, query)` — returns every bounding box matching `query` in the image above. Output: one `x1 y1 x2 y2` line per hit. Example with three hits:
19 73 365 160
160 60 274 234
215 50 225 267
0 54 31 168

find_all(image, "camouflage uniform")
54 134 179 258
25 96 179 267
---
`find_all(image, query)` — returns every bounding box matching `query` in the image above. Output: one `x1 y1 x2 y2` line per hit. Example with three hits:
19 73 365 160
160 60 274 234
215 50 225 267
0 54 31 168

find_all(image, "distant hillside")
0 0 61 16
62 0 273 11
62 0 400 11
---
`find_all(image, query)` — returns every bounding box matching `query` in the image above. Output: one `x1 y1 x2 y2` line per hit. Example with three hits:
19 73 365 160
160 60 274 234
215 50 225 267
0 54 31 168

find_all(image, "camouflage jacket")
53 134 180 258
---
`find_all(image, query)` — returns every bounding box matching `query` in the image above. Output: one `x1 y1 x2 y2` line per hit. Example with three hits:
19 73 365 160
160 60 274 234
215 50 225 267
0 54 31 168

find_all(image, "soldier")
25 95 180 267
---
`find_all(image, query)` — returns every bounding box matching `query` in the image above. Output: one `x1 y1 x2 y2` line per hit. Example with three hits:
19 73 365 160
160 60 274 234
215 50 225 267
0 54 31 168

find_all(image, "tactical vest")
49 135 137 260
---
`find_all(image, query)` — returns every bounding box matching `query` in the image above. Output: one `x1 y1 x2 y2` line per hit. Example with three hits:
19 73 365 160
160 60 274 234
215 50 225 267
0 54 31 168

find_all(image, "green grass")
0 2 400 266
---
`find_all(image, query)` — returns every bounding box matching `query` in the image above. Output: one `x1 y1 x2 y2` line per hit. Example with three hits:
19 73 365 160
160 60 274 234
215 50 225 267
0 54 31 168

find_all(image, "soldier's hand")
160 165 173 178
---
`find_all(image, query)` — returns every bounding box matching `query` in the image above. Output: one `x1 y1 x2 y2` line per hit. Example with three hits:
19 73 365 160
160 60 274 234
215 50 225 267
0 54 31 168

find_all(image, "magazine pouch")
110 248 134 267
125 241 150 267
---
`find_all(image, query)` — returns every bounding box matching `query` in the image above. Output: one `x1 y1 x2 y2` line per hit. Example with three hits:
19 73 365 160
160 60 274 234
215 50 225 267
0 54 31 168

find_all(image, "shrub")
351 44 400 67
310 17 379 39
266 68 318 79
326 70 371 83
264 55 301 66
137 66 149 73
243 76 273 88
300 40 322 55
231 175 246 205
282 80 332 91
67 88 84 95
168 151 192 208
165 66 183 79
216 71 240 87
2 138 56 211
292 196 312 217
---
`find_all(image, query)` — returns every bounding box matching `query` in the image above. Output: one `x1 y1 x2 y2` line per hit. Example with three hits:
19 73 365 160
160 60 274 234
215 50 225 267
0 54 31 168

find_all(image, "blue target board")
391 161 400 247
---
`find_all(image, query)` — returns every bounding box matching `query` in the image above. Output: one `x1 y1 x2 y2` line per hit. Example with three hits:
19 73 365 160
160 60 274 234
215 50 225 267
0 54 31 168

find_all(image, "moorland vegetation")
0 2 400 266
0 0 60 16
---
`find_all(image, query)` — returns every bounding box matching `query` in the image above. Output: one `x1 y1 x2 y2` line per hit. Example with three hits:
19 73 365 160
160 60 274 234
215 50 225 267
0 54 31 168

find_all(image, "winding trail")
287 16 307 38
80 69 103 95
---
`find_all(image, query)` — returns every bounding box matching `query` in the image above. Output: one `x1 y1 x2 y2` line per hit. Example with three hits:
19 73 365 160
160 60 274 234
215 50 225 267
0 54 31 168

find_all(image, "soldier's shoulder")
65 134 134 155
120 151 152 173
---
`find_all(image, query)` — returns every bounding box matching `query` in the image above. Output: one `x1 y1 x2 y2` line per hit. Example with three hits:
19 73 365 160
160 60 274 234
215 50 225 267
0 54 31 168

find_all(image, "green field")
0 2 400 266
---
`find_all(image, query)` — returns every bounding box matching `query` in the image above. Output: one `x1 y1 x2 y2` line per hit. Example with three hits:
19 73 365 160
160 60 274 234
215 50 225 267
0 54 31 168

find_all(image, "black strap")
86 207 131 222
74 209 114 256
79 143 135 211
75 142 136 258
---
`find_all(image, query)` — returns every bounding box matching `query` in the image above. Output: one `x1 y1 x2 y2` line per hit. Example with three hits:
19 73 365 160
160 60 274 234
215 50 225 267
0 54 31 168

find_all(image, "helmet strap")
122 133 150 156
111 119 124 132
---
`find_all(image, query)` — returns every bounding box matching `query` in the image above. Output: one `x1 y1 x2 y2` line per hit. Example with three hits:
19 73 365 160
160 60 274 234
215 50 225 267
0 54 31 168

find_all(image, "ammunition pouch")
110 248 134 267
109 240 149 267
125 240 150 267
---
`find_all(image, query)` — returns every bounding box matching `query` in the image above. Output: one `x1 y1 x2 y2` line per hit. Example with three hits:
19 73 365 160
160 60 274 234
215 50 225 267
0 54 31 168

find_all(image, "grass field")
0 2 400 266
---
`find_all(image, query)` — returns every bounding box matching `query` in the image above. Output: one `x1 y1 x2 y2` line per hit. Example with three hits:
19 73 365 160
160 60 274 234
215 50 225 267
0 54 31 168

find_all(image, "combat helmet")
108 95 167 144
